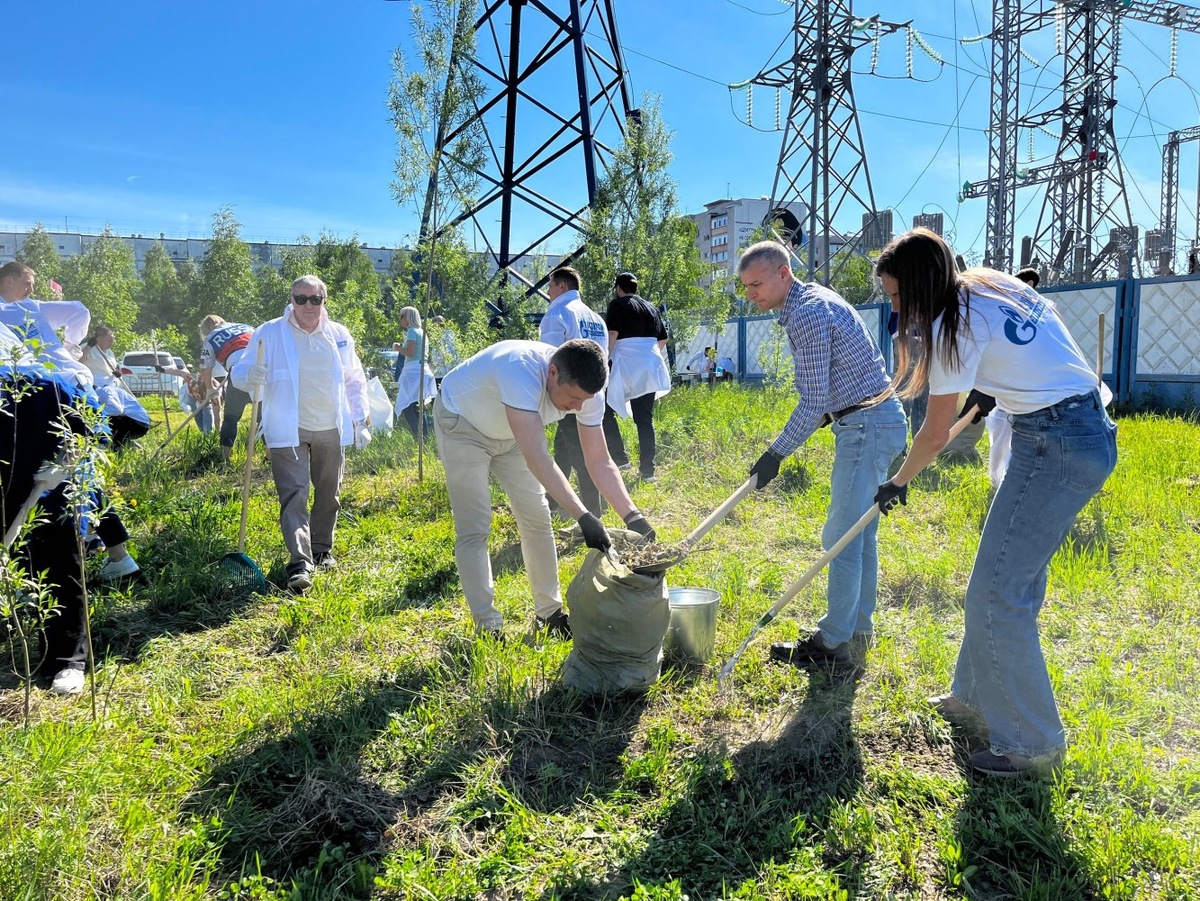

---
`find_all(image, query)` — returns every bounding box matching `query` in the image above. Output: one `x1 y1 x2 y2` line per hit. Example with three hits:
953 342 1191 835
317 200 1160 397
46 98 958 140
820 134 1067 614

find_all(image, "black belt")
828 399 877 423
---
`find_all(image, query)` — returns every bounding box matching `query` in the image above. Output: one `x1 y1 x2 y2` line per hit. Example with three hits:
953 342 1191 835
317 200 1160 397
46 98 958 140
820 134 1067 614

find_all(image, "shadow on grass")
495 686 650 815
183 663 444 897
952 765 1099 897
90 525 267 664
549 668 866 899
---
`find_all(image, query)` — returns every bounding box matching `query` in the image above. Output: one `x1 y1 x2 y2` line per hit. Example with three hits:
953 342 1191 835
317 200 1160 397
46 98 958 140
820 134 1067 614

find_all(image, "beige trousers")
433 397 562 630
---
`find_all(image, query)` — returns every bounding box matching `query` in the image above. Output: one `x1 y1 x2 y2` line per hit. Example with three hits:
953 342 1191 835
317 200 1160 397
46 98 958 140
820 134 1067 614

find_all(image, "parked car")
119 351 183 395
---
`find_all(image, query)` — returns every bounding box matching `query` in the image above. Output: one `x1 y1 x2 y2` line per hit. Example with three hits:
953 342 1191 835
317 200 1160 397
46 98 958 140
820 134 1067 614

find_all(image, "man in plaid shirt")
740 240 908 671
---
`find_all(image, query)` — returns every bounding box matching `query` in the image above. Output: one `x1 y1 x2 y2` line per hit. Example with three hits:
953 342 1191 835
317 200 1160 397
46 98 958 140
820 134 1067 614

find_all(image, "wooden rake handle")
149 376 227 460
236 342 265 556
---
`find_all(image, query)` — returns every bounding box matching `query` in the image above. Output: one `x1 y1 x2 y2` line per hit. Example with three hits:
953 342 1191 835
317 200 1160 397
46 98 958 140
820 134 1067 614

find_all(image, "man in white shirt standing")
433 338 655 639
233 276 370 593
539 266 609 516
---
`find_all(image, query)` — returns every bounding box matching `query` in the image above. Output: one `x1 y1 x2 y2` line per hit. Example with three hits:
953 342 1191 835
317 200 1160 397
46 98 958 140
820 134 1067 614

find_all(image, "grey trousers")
269 427 344 567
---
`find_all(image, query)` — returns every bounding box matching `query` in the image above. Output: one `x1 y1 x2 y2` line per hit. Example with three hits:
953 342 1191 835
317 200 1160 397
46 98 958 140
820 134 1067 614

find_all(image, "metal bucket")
665 587 720 665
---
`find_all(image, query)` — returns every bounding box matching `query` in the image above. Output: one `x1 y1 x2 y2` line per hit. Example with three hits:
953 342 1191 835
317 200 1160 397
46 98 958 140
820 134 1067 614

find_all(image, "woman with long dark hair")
874 228 1117 777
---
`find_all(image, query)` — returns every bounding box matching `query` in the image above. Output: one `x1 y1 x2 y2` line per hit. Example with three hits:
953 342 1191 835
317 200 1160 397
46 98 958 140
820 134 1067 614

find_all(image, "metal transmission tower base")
441 0 634 291
749 2 902 285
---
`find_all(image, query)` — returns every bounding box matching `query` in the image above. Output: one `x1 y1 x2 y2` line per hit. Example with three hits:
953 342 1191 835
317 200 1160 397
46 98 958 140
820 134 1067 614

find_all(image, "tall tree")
58 226 139 336
16 224 63 298
312 234 383 346
194 207 257 326
136 241 190 333
254 264 290 327
389 0 492 328
576 98 722 348
389 0 486 242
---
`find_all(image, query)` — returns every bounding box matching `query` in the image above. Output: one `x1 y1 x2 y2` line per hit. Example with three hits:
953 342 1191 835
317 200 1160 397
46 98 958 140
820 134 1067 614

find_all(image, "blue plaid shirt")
770 280 892 456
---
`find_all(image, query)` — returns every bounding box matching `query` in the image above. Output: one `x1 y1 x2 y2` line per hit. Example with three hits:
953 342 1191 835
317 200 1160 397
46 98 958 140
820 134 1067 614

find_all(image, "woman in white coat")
604 273 671 481
394 306 438 441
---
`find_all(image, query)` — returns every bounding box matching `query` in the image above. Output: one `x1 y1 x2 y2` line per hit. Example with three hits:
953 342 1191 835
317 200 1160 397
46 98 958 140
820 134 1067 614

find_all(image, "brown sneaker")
970 749 1063 778
928 693 988 736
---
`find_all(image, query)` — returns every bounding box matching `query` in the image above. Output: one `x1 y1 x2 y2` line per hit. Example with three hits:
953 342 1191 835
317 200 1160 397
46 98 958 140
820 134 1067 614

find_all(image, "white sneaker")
51 667 85 695
99 555 141 581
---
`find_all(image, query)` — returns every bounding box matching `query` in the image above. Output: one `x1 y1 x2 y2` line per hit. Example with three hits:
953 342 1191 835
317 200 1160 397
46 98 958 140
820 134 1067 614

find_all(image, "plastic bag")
366 376 394 433
562 530 670 695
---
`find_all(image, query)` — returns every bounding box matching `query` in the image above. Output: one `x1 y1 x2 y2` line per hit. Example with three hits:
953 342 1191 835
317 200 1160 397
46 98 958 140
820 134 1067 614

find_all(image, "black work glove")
623 510 656 542
958 389 997 424
750 447 785 489
875 481 908 515
578 512 612 553
154 364 165 373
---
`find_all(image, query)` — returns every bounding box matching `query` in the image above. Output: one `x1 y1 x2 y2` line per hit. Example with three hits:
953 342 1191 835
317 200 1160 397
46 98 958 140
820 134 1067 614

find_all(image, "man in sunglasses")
231 275 370 593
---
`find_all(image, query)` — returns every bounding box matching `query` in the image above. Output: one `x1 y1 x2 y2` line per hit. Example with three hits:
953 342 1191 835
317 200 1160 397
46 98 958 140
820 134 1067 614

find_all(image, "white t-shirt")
440 340 605 440
288 317 339 431
539 290 607 348
927 275 1098 414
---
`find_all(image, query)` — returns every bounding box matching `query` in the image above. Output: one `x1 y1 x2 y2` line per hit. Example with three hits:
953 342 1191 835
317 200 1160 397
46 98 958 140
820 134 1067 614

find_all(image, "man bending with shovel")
739 241 907 671
433 338 655 640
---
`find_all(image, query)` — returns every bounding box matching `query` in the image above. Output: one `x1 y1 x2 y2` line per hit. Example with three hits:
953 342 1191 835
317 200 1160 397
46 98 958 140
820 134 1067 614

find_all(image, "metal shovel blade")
630 477 756 575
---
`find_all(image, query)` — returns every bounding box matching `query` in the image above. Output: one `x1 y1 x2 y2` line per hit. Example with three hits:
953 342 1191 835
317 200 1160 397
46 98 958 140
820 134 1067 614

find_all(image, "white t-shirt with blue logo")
927 274 1097 415
539 290 608 350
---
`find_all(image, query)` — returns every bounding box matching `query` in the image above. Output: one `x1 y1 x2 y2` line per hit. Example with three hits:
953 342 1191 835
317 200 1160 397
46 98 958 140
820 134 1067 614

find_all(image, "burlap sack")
562 530 670 694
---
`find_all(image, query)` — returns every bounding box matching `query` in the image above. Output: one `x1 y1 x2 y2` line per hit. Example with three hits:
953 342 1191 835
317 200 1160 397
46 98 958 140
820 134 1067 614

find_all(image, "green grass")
2 386 1198 899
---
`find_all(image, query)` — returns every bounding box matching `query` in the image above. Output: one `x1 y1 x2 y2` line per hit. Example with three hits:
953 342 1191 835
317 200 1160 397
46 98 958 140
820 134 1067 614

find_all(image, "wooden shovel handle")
680 477 757 551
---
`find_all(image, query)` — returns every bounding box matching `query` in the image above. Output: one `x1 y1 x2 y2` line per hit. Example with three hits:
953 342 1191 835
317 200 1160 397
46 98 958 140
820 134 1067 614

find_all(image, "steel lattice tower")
965 0 1200 281
438 0 634 290
749 2 901 285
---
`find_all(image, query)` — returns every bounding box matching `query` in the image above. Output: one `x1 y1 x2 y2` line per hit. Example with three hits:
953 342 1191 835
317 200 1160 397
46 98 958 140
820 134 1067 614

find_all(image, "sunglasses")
291 294 325 306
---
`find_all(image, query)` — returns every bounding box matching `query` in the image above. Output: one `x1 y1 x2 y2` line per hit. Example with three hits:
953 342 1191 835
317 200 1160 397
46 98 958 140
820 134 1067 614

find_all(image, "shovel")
717 406 981 687
629 477 756 576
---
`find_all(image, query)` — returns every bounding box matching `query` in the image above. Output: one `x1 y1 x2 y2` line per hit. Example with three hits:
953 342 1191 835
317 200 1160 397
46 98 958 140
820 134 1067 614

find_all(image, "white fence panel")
1135 279 1200 377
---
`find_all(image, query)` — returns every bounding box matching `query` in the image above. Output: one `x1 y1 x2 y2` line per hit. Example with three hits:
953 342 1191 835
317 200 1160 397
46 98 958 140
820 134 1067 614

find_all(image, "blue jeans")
952 390 1116 758
818 397 908 644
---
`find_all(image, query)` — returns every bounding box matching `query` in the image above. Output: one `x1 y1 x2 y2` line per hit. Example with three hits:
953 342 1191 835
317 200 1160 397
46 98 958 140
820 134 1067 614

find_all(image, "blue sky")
4 0 1198 263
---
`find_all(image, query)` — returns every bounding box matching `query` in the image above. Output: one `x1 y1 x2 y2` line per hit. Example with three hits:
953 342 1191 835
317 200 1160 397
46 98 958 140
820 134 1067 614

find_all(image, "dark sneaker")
769 632 854 669
639 470 656 482
477 624 505 642
970 749 1063 778
536 609 572 640
286 562 314 593
314 551 337 571
615 461 632 471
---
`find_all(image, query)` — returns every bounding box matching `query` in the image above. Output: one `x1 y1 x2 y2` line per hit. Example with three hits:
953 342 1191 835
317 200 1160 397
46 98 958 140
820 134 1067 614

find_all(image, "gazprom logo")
999 305 1037 346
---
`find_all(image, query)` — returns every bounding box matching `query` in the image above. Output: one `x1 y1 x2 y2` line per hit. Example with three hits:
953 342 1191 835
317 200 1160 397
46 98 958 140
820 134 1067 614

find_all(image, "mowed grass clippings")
0 388 1196 900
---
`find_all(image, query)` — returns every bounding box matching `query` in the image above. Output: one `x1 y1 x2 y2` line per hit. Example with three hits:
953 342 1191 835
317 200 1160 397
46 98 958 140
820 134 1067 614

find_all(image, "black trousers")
552 414 602 516
399 401 433 443
1 381 88 673
602 394 657 477
220 384 254 450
